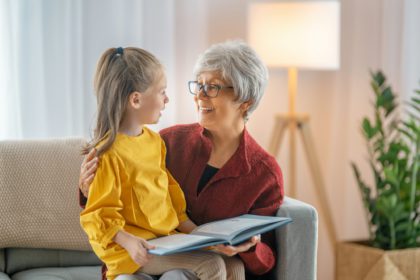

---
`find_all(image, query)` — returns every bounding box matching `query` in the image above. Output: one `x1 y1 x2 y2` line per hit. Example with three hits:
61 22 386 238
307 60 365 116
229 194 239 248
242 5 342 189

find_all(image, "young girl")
80 47 239 280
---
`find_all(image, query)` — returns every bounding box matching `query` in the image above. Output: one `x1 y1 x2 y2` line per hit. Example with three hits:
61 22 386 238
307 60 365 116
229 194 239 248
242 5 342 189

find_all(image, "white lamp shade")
248 0 340 69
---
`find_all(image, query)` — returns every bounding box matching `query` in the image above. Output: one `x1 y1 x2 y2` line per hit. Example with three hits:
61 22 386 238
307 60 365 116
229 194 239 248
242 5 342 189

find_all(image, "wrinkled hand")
213 235 261 257
79 148 98 197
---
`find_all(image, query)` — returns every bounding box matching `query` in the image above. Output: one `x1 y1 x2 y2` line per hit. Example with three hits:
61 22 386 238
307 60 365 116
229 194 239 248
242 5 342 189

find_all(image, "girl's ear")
128 92 142 109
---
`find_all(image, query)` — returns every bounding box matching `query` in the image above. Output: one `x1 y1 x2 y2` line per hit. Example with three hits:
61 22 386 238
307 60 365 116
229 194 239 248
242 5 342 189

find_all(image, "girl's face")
137 69 168 124
194 71 245 132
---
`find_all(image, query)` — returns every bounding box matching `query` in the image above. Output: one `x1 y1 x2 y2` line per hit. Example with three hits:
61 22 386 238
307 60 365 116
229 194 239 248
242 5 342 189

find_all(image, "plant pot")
336 241 420 280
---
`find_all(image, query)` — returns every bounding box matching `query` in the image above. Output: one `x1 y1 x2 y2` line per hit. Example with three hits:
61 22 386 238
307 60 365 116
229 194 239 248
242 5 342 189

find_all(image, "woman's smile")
198 105 214 113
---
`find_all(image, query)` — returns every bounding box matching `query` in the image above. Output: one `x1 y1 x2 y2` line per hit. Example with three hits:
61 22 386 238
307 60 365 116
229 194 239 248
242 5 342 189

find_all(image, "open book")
148 214 292 255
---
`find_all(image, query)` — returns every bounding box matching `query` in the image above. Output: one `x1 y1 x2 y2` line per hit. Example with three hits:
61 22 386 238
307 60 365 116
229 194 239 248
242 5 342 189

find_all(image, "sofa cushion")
6 248 101 276
11 266 101 280
0 139 91 251
0 272 10 280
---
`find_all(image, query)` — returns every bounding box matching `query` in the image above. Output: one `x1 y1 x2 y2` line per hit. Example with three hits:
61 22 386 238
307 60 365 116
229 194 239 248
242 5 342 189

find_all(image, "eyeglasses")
188 81 234 98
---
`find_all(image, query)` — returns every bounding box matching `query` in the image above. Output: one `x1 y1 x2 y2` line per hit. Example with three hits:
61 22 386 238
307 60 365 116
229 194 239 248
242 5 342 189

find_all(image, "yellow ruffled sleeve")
80 152 125 249
160 139 188 223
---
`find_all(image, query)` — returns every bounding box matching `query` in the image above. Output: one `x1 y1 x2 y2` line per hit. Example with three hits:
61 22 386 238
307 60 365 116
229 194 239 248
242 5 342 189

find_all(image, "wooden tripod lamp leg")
299 119 338 244
268 115 288 156
289 118 297 198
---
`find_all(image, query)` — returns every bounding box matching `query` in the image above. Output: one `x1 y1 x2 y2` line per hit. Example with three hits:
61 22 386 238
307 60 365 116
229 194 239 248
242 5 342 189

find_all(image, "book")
147 214 292 255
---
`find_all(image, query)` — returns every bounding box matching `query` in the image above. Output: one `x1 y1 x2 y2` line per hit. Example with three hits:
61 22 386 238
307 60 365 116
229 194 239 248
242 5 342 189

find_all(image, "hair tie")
114 47 124 56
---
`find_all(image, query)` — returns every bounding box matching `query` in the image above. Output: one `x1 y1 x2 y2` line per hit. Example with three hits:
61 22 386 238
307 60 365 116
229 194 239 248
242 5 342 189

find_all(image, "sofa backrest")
0 138 91 251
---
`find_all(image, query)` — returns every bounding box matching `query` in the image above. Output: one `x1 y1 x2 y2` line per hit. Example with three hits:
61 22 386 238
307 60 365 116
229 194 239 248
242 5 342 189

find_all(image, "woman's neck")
208 125 243 149
206 123 245 168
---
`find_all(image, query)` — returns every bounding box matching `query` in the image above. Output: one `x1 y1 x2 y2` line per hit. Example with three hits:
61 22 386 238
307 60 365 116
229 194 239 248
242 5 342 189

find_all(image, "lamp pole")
288 67 298 198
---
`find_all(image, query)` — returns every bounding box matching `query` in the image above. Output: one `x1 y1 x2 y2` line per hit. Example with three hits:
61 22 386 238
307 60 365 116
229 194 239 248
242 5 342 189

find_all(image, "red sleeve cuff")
238 241 275 275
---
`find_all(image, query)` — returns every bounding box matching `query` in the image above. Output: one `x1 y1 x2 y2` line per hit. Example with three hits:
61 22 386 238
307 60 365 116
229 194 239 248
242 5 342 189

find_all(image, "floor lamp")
248 0 340 246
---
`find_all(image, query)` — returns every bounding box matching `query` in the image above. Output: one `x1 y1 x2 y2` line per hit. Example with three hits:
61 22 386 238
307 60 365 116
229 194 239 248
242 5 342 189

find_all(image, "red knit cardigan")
160 123 284 277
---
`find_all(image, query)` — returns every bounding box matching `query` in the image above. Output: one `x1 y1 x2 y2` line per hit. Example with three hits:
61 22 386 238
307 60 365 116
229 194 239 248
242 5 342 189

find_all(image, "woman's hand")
113 231 156 266
79 148 98 197
212 235 261 257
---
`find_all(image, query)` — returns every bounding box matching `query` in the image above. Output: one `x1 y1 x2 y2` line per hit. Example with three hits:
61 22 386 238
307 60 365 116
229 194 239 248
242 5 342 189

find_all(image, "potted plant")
336 71 419 280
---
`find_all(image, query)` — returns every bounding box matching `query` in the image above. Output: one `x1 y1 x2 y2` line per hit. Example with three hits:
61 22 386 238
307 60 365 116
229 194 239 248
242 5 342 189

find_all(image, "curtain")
401 0 420 100
0 0 175 140
0 0 19 139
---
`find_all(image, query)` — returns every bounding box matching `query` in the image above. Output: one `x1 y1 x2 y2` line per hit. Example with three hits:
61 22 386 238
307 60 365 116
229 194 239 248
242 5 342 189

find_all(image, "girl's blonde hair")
82 47 162 156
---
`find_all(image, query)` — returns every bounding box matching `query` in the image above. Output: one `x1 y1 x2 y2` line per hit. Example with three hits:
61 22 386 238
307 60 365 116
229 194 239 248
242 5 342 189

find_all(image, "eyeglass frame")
188 81 234 98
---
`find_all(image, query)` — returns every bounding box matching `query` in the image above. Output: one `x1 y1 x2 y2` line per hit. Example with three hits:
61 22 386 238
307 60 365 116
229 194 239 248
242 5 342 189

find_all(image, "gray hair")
193 40 269 120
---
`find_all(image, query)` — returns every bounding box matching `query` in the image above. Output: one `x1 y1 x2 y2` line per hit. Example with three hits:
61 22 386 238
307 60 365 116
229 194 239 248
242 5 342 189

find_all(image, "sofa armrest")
0 272 10 280
274 196 318 280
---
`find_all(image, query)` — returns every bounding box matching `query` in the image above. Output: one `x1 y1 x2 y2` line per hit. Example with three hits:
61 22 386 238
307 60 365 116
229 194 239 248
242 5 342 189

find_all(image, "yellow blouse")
80 127 188 279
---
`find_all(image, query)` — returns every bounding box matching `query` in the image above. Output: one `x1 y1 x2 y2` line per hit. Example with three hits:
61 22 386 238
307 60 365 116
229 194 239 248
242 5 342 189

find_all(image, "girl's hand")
79 148 98 197
113 231 156 266
124 235 155 266
212 235 261 257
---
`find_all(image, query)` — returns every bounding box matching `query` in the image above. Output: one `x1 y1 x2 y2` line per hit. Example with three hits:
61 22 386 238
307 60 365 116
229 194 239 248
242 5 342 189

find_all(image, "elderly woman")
79 40 284 280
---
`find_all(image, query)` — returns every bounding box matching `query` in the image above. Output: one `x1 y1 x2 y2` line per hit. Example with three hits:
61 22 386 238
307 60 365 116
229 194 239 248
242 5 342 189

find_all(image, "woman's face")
194 71 246 132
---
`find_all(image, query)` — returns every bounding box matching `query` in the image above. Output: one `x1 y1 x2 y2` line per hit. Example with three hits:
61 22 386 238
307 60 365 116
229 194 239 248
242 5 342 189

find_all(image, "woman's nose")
196 88 208 100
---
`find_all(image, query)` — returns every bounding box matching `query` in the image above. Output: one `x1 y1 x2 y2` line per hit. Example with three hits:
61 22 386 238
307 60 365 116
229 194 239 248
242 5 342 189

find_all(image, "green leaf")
377 86 397 116
372 70 386 87
362 118 376 139
376 194 398 219
399 127 415 141
384 166 399 188
351 163 372 208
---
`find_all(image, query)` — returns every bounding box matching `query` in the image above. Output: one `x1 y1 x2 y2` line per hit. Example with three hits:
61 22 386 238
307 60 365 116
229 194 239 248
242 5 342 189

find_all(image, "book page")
194 217 271 236
147 234 214 250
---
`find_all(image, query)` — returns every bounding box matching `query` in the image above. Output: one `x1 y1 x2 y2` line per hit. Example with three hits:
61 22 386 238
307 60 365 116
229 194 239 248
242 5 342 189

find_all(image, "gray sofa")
0 138 318 280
